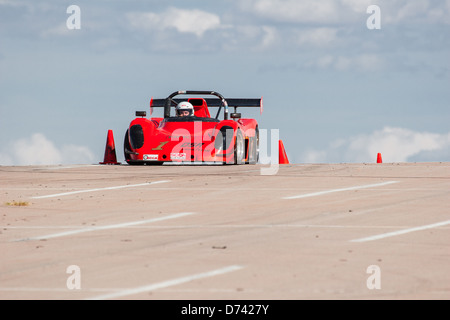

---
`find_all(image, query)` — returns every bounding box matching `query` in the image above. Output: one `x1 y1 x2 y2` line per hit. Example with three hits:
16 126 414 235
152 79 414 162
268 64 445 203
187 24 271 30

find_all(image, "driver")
176 101 194 117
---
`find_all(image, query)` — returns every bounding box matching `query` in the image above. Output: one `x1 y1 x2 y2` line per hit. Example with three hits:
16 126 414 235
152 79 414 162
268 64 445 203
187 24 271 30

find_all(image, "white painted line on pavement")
282 181 399 200
350 219 450 242
31 180 170 199
14 212 195 241
87 265 244 300
2 224 405 230
0 287 122 293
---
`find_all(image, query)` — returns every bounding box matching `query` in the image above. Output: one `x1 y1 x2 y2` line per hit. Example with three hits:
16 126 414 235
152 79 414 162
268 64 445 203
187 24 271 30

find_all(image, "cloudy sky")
0 0 449 165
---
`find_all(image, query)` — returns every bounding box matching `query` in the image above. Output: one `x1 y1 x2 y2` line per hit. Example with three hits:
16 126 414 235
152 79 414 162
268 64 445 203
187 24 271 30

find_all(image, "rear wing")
149 90 263 119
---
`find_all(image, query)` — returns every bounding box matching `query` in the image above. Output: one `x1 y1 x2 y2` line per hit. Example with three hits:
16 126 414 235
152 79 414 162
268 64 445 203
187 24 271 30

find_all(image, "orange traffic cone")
279 140 290 164
377 153 382 163
100 130 120 165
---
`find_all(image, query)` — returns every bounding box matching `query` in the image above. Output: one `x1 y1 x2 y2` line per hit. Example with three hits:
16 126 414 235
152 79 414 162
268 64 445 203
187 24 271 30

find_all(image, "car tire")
124 130 132 163
234 130 245 165
124 130 146 166
248 126 259 164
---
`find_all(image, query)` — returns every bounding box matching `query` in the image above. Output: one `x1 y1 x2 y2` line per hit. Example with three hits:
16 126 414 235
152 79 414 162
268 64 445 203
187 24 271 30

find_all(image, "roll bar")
149 90 262 120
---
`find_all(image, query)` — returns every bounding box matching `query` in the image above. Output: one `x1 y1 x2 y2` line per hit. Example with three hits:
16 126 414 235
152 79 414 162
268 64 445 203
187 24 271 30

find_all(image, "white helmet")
176 101 194 117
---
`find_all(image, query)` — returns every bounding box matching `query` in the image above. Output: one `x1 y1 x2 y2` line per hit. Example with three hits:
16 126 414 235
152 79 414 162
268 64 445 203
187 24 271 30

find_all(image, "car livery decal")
180 142 205 150
152 141 169 150
170 153 186 160
143 154 159 161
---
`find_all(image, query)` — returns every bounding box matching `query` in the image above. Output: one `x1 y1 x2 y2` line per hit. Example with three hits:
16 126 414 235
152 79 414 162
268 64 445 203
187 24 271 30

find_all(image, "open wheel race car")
124 90 262 165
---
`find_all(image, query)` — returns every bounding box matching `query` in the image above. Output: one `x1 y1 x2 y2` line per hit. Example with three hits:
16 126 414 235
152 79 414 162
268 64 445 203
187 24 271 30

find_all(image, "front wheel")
123 130 132 163
124 130 160 166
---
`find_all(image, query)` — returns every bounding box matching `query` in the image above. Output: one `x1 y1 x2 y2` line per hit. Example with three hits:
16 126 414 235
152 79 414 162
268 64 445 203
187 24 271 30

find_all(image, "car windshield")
164 116 220 123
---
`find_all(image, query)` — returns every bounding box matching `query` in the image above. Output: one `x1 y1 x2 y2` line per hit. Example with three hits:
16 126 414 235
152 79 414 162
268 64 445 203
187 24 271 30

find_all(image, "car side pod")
99 129 121 165
279 140 289 164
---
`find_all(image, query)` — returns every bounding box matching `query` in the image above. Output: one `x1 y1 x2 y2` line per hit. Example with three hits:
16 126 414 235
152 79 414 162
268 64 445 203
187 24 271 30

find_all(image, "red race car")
124 90 262 165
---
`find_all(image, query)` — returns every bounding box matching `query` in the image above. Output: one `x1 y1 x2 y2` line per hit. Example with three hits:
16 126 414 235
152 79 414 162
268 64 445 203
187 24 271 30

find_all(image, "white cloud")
295 27 339 47
305 54 384 72
340 0 373 13
261 26 278 48
299 127 450 163
240 0 376 24
241 0 450 25
0 0 27 7
384 0 431 24
334 56 352 71
241 0 340 24
354 54 385 72
0 133 95 166
126 7 221 37
40 23 71 37
380 0 450 25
